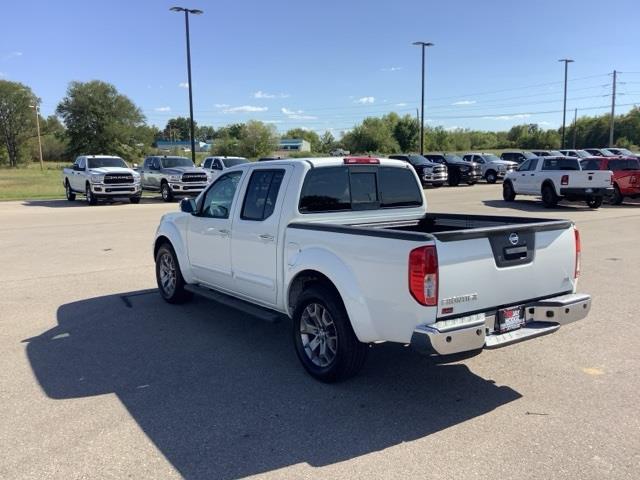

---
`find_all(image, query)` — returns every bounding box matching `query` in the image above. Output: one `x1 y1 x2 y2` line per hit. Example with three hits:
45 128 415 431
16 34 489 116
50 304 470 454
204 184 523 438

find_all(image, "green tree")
162 116 193 141
237 120 279 158
56 80 146 158
0 80 37 167
342 117 399 154
318 131 336 153
196 125 215 142
284 128 320 151
392 114 419 152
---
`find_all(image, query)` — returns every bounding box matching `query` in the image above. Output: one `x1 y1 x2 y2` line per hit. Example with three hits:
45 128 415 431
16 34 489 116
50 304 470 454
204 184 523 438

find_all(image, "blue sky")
2 0 639 135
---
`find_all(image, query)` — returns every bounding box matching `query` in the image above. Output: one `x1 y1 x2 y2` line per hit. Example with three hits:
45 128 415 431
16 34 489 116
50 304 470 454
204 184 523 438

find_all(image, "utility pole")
30 104 44 170
572 108 578 149
558 58 574 149
609 70 617 147
170 6 203 164
413 41 434 155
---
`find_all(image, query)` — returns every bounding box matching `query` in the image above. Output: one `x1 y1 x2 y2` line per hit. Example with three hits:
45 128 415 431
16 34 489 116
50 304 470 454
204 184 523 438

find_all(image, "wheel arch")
286 250 378 342
153 227 194 284
541 179 557 195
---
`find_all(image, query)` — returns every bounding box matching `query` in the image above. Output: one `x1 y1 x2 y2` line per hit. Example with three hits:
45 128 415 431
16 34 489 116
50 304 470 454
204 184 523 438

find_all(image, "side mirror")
72 164 80 171
180 198 197 214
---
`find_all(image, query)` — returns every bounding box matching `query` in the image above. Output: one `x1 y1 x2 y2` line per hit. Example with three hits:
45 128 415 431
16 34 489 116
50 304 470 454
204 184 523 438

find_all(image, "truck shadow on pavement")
21 197 167 208
25 290 521 480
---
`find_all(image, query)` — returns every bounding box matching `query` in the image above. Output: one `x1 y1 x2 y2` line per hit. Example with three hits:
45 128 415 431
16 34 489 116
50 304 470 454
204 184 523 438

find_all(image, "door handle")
259 233 275 241
218 229 231 236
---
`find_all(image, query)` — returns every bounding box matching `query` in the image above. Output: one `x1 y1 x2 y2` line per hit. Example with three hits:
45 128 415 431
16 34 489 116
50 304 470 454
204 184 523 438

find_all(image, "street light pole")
413 41 434 155
170 6 203 165
30 104 44 171
558 58 574 149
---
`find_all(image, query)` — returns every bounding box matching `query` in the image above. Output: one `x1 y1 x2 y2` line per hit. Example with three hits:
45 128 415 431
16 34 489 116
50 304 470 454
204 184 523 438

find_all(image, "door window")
518 160 531 171
203 158 212 169
473 156 485 164
200 172 243 219
241 170 285 221
213 159 223 170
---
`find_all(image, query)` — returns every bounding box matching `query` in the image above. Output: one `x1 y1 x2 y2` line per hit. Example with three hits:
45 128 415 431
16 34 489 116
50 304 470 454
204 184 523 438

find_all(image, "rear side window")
379 167 422 207
241 170 285 221
299 166 422 213
299 167 351 212
542 158 580 171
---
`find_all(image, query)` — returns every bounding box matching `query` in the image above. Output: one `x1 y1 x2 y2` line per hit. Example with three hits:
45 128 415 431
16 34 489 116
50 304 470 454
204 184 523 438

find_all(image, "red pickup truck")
581 156 640 204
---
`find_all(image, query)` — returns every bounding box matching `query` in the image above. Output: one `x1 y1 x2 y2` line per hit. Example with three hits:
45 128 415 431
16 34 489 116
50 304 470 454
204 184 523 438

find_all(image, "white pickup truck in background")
62 155 142 205
503 156 614 208
153 156 591 382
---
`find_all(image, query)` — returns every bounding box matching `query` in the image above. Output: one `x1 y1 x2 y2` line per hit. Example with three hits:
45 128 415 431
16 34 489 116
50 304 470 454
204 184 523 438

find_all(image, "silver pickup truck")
62 155 142 205
140 156 209 202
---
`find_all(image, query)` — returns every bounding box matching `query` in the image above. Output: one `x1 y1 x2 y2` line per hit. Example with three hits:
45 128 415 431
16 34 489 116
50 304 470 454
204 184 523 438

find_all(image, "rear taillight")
409 246 438 306
561 175 569 186
574 227 581 279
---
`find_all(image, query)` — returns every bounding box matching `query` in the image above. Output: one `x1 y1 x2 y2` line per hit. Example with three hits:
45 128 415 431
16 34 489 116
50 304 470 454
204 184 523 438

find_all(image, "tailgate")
572 170 612 188
435 222 576 319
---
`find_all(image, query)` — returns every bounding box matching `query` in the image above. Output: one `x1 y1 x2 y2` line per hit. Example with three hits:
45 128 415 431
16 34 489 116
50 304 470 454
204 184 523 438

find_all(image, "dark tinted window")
299 167 351 212
203 158 212 169
299 166 422 213
608 159 640 171
241 170 285 221
581 159 602 170
350 172 378 205
542 158 581 171
379 167 422 207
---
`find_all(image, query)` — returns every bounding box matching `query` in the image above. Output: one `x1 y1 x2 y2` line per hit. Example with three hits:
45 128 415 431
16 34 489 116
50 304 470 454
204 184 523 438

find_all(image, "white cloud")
452 100 477 106
178 82 189 88
538 121 552 126
483 114 531 120
154 106 171 112
381 66 403 72
3 51 22 60
395 102 407 107
253 90 290 99
356 96 375 104
281 107 317 120
223 105 268 113
214 103 230 108
264 120 283 124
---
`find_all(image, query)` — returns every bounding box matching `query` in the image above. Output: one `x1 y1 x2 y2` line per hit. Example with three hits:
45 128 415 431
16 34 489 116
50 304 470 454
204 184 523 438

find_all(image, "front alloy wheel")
86 184 97 205
155 244 191 304
161 182 174 202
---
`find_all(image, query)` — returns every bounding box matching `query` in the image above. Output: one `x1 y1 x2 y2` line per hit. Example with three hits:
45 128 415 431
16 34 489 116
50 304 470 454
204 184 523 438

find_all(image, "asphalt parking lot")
1 186 639 480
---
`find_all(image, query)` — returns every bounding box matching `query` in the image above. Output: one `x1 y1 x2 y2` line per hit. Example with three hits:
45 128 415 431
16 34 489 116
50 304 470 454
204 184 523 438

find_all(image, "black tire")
292 284 368 383
541 183 559 208
502 181 516 201
467 181 477 186
155 243 192 304
448 170 460 187
431 183 443 188
65 181 76 201
85 183 97 205
586 196 603 209
161 181 174 202
129 195 141 204
611 185 623 205
485 170 498 184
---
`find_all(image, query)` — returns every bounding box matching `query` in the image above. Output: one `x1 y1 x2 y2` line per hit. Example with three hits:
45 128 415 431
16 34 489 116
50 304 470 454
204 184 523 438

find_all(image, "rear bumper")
560 187 614 198
410 293 591 356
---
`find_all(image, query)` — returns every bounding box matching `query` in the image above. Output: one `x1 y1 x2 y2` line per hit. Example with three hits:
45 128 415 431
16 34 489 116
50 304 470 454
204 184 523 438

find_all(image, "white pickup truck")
153 156 591 382
62 155 142 205
503 156 613 208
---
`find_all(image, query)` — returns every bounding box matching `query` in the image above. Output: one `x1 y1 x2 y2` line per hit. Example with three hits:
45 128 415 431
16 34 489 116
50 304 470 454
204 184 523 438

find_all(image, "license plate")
497 306 525 333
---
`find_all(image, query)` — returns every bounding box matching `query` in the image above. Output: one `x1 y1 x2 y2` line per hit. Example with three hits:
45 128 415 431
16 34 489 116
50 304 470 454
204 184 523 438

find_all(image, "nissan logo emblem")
509 232 519 245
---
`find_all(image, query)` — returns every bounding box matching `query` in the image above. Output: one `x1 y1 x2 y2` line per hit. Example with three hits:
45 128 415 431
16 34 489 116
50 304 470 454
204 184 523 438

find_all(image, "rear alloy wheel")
541 184 558 208
586 196 603 209
65 181 76 201
485 170 497 184
502 181 516 201
611 185 623 205
86 184 97 205
293 284 368 382
161 182 174 202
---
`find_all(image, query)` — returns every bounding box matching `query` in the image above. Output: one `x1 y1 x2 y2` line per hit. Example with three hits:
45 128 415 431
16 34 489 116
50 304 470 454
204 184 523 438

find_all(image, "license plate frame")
496 305 525 333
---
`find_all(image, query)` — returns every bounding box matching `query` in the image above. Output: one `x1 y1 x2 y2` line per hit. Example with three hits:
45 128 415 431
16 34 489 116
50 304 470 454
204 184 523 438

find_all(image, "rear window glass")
542 158 581 171
299 166 422 213
241 169 285 221
608 159 640 171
